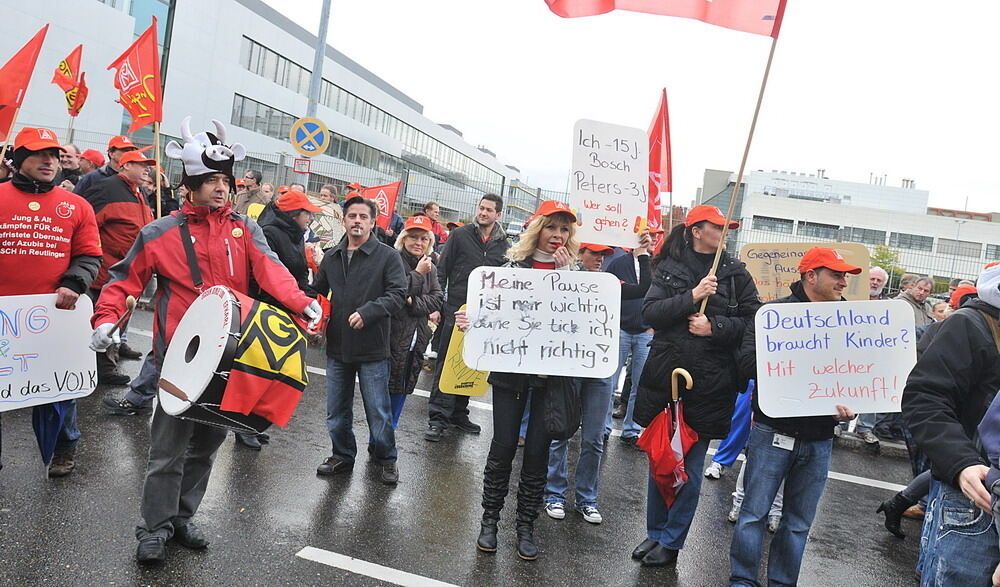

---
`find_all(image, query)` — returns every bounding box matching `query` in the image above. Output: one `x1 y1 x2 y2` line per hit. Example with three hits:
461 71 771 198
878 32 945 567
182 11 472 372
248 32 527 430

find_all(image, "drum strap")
178 214 204 291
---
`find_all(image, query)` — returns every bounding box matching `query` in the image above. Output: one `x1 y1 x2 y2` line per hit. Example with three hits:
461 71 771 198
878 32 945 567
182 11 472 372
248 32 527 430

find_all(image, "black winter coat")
903 299 1000 487
634 248 760 439
389 251 443 395
437 222 509 307
252 203 315 309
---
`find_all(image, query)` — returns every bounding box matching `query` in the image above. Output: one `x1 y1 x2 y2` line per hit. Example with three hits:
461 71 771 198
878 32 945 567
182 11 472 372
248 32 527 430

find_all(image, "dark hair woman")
630 205 761 567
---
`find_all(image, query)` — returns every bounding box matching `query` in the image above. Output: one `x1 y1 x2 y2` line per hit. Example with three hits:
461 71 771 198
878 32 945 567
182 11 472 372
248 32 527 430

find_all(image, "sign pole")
306 0 332 119
699 34 781 314
154 121 162 218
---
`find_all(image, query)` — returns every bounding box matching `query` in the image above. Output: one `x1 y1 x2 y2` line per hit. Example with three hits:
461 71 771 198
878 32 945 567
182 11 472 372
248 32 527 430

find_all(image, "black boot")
876 491 917 538
516 523 538 561
477 513 499 553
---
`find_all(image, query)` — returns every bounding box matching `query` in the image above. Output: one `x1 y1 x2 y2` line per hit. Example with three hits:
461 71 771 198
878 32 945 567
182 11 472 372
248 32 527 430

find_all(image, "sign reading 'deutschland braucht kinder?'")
570 119 649 248
754 300 916 418
0 294 97 412
462 267 621 378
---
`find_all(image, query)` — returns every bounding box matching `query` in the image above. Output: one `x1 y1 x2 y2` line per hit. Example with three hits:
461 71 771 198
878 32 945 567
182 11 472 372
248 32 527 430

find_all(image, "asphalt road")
0 309 920 586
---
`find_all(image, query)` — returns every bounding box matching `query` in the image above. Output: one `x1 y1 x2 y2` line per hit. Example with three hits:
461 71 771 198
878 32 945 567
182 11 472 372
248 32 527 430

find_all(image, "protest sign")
463 267 621 378
570 119 649 248
0 294 96 412
741 242 870 302
439 305 489 397
754 300 916 418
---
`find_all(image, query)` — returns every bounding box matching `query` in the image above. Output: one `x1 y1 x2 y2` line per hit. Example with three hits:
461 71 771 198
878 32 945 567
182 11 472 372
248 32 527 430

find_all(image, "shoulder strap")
177 214 203 290
976 309 1000 355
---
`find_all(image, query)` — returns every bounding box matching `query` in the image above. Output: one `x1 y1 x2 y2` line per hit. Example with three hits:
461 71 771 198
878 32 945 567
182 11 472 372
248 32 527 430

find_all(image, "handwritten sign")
570 119 649 248
754 300 916 418
741 242 871 302
0 294 96 412
439 305 489 396
463 267 621 378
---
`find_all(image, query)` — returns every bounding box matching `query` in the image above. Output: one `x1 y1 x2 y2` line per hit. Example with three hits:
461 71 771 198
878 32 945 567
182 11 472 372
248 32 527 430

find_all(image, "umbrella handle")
671 368 693 402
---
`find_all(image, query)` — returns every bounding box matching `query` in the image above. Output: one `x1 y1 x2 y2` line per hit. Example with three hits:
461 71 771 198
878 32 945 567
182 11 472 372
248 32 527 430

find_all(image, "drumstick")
158 378 190 402
108 296 136 337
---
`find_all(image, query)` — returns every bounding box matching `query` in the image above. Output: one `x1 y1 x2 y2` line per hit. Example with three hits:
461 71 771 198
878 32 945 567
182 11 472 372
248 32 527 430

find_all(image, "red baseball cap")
405 215 433 232
80 148 105 166
580 243 613 255
276 191 323 213
14 127 65 152
235 178 246 187
685 205 739 228
108 135 136 150
277 185 289 194
446 221 464 230
797 247 862 274
118 150 156 166
534 200 577 222
950 284 977 309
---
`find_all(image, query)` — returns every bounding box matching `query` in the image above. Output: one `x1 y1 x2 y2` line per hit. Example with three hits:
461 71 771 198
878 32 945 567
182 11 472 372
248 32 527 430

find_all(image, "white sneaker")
425 350 438 360
728 502 741 523
860 430 880 444
768 514 781 533
576 505 603 524
545 502 565 520
704 462 724 479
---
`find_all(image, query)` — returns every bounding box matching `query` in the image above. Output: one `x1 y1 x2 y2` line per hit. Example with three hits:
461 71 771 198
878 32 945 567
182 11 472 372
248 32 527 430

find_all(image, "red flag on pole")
0 25 49 140
545 0 787 37
361 182 402 229
67 72 88 117
108 17 162 133
51 44 82 91
647 89 672 231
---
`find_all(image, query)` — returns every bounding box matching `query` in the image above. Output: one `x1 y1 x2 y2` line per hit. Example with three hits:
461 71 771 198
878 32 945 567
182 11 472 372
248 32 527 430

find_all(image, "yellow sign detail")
439 305 490 397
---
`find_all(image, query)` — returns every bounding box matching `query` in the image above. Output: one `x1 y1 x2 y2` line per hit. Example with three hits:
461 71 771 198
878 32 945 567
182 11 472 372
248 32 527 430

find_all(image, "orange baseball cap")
685 205 739 228
108 135 136 150
534 200 576 222
446 221 464 230
950 284 977 309
797 247 862 274
80 148 105 166
405 215 434 232
277 185 289 194
118 150 156 166
235 178 246 187
276 190 323 213
580 243 614 255
14 127 65 152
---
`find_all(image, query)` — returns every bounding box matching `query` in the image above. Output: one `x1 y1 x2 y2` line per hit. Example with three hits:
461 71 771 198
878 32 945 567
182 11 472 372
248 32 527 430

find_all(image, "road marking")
296 546 458 587
130 327 903 492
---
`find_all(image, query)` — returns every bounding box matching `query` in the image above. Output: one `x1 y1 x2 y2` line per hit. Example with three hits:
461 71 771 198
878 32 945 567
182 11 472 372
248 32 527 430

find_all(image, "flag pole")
154 121 162 218
699 33 781 313
0 106 22 157
66 116 76 144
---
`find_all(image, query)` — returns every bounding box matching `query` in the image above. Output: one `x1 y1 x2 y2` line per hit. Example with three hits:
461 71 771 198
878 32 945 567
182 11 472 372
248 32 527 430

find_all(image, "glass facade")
843 226 886 245
752 215 794 234
889 232 934 252
937 238 982 258
797 221 839 240
988 244 1000 261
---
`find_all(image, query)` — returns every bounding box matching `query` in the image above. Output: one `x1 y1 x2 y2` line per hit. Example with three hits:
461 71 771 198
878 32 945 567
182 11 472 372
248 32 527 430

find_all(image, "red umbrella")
637 368 699 507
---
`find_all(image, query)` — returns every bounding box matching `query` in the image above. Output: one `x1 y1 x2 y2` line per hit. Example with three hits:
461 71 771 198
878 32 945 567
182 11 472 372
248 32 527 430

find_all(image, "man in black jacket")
73 135 138 199
729 248 858 587
312 196 407 485
424 194 509 441
902 263 1000 584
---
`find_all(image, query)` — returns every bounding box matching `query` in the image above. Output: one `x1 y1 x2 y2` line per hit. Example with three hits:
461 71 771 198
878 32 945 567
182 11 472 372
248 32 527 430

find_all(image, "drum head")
159 287 238 415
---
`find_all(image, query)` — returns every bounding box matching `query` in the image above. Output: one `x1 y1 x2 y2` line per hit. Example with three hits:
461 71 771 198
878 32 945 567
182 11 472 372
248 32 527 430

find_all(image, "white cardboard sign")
754 300 916 418
570 119 649 248
462 267 621 378
0 294 96 412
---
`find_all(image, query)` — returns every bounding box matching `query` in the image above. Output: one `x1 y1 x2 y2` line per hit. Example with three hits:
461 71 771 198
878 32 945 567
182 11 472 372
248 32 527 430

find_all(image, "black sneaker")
136 537 167 564
235 433 262 450
424 425 444 442
620 435 640 448
316 456 353 476
102 397 152 416
451 418 481 434
98 372 131 386
380 463 399 485
171 522 209 549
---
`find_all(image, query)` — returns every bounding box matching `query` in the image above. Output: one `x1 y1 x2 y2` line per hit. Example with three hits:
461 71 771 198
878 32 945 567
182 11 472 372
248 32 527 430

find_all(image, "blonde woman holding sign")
456 200 579 562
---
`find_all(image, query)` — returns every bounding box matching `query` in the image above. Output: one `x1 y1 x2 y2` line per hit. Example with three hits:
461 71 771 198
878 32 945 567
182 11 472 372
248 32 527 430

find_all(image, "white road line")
296 547 458 587
130 327 903 492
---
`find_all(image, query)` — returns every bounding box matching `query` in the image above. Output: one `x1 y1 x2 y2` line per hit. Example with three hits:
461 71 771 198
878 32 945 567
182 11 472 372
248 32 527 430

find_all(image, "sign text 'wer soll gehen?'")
462 267 621 378
0 294 97 412
754 300 916 418
570 119 649 248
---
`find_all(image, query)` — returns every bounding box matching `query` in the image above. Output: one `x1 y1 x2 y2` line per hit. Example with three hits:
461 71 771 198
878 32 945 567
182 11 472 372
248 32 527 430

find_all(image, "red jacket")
92 200 312 353
86 173 154 290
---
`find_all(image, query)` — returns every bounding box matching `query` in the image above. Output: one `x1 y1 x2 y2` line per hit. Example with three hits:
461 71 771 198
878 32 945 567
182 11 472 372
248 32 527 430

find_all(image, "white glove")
90 323 120 352
303 300 322 329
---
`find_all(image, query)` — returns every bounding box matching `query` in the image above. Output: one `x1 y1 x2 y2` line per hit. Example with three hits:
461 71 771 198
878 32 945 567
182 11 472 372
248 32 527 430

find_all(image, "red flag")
51 44 82 92
546 0 787 37
637 402 699 507
361 181 402 229
66 72 88 117
647 89 671 231
0 25 49 140
108 17 162 133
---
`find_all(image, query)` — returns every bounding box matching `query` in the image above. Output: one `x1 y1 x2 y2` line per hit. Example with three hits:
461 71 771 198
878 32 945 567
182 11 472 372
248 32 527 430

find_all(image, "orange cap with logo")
534 200 577 222
276 190 323 213
685 205 739 229
14 127 65 152
797 247 862 274
405 215 433 232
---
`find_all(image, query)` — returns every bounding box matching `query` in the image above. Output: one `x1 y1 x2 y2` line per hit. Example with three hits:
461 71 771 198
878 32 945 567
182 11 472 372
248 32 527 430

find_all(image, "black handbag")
543 377 582 440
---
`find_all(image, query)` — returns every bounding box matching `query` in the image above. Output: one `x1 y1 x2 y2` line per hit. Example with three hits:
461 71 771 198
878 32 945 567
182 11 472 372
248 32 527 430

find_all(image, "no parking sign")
289 117 329 158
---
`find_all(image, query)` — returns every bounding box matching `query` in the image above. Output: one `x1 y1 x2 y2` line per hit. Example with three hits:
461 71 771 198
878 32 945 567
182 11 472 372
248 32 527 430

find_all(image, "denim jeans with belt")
730 423 832 587
325 357 396 464
545 375 614 508
918 479 999 586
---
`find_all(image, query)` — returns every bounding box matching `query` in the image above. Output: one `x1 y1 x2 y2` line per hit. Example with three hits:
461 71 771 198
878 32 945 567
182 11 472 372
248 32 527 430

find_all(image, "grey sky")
262 0 999 213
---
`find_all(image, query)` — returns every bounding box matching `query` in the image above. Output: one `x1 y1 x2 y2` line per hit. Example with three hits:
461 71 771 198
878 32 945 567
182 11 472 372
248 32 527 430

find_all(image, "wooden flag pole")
154 121 162 218
66 116 76 144
699 33 781 314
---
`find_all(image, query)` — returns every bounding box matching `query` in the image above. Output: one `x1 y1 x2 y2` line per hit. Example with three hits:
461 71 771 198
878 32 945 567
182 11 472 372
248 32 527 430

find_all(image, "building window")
843 226 886 245
889 232 933 252
751 215 793 234
937 238 982 258
797 221 839 240
987 244 1000 261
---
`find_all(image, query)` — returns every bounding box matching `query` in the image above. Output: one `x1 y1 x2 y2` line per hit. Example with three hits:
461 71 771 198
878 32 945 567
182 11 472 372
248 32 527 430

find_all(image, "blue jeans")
855 412 878 434
390 395 407 429
55 399 80 455
730 424 832 587
607 330 652 438
545 376 614 508
325 358 396 464
646 437 711 549
919 481 999 586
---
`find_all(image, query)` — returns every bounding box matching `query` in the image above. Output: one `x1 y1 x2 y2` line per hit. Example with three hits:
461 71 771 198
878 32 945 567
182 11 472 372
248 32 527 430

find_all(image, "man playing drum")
89 118 320 565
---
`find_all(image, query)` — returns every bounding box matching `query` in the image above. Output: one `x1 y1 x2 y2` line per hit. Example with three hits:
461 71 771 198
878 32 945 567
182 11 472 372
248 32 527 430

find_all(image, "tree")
870 245 905 292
